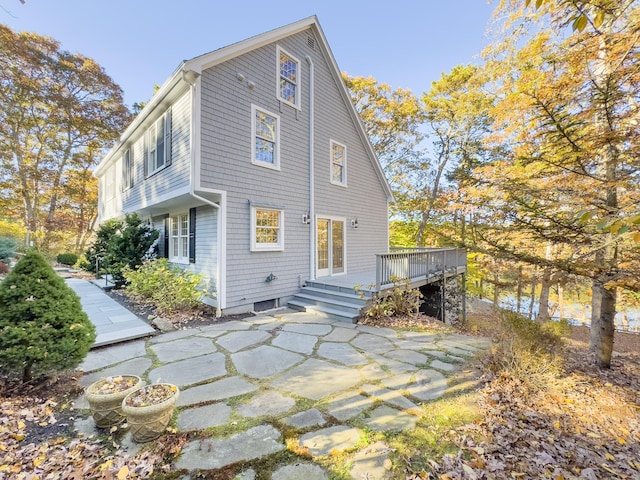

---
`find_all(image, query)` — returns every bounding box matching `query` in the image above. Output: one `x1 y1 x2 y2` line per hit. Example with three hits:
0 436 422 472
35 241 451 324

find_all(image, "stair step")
294 291 366 310
288 300 359 323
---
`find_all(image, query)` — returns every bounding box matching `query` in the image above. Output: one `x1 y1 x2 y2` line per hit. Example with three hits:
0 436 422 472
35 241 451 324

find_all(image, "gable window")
251 206 284 251
330 140 347 186
277 46 300 109
170 213 189 264
122 147 133 190
144 109 172 177
252 105 280 170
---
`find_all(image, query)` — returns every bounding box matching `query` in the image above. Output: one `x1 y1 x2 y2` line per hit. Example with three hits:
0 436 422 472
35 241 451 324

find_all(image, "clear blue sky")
2 0 497 108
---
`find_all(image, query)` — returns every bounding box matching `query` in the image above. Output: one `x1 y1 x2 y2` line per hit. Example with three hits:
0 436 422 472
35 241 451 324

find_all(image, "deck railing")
375 248 467 289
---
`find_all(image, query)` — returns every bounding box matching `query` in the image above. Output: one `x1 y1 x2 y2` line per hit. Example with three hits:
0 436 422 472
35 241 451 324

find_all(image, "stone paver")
232 345 303 379
149 328 197 344
350 441 393 480
272 463 328 480
148 352 226 387
361 383 419 411
364 405 418 432
150 336 215 362
327 391 374 421
322 327 358 342
271 331 318 354
430 359 458 372
237 391 295 418
216 330 271 352
270 358 361 400
317 342 368 366
382 370 448 402
300 425 361 457
79 357 152 388
176 376 257 407
351 333 395 354
177 403 231 431
175 425 284 470
384 349 430 366
284 408 326 429
79 340 147 372
282 323 333 336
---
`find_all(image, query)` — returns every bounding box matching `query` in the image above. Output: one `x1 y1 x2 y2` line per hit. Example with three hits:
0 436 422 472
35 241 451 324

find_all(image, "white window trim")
251 105 280 171
251 205 284 252
276 45 301 110
169 213 189 264
146 111 171 177
330 140 347 186
123 147 133 190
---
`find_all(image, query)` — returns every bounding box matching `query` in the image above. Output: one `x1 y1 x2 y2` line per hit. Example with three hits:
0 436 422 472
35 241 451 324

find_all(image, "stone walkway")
65 277 155 347
74 309 491 479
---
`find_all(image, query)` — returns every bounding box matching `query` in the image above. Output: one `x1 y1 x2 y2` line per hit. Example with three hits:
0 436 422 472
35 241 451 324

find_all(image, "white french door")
316 217 345 277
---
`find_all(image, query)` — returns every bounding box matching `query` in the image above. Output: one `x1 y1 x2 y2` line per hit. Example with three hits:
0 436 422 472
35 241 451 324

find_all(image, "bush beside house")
0 250 96 382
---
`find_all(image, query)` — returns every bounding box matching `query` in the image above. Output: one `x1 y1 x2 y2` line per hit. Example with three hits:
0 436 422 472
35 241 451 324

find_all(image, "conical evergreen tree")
0 250 96 382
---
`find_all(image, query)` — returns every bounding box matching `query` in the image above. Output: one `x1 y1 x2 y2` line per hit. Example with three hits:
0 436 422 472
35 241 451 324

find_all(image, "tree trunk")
492 275 500 307
516 265 523 314
528 269 537 320
591 277 615 368
537 268 552 321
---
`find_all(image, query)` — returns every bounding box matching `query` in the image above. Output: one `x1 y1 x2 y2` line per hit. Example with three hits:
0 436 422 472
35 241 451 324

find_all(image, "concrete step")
287 299 360 324
297 286 369 307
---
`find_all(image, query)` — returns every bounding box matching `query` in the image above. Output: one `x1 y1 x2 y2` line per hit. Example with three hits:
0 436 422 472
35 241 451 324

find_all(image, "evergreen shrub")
0 250 96 382
56 252 79 266
84 213 159 286
0 236 17 263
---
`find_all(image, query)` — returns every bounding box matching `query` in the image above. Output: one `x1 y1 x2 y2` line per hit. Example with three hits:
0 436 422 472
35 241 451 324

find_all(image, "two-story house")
95 16 395 317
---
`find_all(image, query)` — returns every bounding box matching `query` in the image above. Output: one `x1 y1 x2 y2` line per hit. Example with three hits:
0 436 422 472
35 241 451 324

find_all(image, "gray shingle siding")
122 91 192 212
198 28 389 310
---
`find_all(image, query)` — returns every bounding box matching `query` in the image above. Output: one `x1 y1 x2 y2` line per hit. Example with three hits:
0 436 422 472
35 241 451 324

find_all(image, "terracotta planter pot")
122 383 179 443
85 375 143 428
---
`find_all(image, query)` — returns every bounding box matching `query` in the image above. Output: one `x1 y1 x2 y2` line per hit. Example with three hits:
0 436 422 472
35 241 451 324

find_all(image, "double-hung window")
277 46 300 109
251 206 284 251
252 105 280 170
145 109 172 177
122 147 133 190
330 140 347 186
170 213 189 263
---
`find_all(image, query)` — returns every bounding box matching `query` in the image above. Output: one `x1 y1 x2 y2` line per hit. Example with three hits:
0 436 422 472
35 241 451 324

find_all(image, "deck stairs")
287 280 374 323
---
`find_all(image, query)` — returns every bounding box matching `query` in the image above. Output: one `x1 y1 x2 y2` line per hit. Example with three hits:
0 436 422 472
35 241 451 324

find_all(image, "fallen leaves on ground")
0 389 186 479
410 345 640 479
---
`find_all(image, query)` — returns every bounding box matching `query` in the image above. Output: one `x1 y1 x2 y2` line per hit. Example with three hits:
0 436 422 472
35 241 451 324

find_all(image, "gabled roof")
95 16 393 201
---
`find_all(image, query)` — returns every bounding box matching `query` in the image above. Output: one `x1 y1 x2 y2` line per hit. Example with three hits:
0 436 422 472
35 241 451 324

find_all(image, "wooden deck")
311 248 467 294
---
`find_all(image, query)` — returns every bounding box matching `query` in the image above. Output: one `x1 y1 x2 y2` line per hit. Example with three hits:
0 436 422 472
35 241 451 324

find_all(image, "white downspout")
306 55 315 281
184 69 225 316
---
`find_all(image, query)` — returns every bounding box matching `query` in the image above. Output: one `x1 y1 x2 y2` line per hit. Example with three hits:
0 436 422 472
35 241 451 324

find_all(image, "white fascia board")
95 62 188 178
311 18 395 203
183 16 318 74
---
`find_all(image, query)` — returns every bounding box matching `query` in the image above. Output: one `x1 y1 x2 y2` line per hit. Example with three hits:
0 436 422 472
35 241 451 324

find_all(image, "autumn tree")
342 74 427 221
0 25 131 254
450 0 640 368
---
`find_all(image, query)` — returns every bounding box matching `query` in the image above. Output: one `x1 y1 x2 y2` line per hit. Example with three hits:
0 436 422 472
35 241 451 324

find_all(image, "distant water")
496 296 640 333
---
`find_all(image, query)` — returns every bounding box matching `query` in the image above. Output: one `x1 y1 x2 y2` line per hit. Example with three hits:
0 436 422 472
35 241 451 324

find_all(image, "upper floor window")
277 46 300 109
330 140 347 186
144 109 172 177
251 205 284 251
252 105 280 170
122 147 134 190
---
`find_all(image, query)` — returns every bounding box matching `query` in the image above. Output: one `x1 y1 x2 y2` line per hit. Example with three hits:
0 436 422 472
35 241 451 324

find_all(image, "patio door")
316 218 345 277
